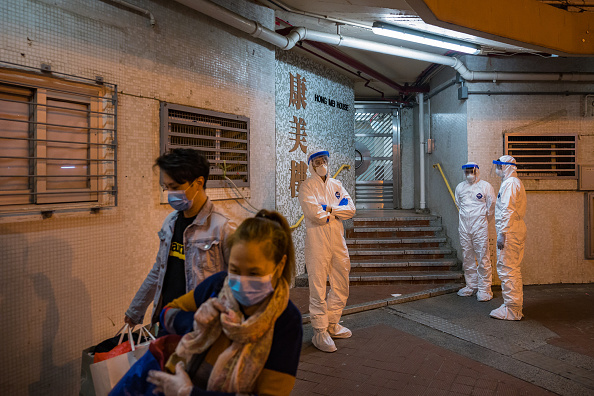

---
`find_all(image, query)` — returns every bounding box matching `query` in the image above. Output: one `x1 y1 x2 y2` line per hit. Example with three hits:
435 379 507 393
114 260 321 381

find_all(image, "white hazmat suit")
454 163 496 302
298 150 356 352
490 155 527 321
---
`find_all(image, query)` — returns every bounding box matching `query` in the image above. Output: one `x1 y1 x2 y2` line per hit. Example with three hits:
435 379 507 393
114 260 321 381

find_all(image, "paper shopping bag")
80 346 96 395
90 325 155 396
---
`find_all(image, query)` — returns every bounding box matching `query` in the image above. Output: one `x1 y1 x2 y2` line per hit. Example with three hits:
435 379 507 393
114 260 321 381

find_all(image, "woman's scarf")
167 275 289 393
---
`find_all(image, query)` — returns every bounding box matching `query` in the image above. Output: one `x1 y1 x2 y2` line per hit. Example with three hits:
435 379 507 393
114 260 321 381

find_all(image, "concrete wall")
422 68 468 258
0 0 276 394
424 55 594 285
400 107 416 210
465 55 594 284
275 50 355 276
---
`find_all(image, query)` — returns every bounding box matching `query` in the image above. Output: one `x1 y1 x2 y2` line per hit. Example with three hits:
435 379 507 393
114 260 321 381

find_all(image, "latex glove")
338 197 349 206
497 233 506 250
193 297 227 332
321 204 327 211
147 361 193 396
321 204 332 213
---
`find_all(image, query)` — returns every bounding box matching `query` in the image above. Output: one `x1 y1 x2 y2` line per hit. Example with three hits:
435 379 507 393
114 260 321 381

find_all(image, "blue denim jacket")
125 198 234 324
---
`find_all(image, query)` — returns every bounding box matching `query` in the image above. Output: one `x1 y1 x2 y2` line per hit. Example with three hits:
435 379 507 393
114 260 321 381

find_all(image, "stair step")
351 260 457 269
294 271 464 287
349 248 454 256
354 215 437 221
350 271 464 282
351 226 442 232
346 237 447 244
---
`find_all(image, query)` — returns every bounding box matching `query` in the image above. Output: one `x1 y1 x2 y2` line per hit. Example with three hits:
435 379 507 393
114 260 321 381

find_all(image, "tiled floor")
292 284 594 396
294 324 552 396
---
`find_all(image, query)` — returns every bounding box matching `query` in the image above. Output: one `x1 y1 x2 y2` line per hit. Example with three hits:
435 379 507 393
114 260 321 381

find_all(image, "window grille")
160 103 250 188
0 66 117 213
504 133 577 179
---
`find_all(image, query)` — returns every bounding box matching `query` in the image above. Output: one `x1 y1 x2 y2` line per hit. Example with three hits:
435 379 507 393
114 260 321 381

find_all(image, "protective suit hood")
494 155 517 180
462 162 480 184
308 150 330 181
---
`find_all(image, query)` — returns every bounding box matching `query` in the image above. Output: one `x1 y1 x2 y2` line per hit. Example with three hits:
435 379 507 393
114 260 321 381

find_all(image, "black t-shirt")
161 213 197 308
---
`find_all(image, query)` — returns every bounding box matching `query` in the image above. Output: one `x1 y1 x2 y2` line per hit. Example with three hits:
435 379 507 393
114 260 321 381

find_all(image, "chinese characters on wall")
289 72 308 198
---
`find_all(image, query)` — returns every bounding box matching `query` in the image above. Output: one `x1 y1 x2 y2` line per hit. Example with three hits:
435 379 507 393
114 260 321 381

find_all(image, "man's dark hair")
155 148 210 188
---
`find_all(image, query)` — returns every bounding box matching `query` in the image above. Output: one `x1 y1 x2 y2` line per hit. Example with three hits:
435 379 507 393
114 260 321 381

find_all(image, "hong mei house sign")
314 94 350 111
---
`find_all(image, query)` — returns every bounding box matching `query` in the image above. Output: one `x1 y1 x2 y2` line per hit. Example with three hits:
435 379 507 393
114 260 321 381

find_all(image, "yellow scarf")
167 276 289 393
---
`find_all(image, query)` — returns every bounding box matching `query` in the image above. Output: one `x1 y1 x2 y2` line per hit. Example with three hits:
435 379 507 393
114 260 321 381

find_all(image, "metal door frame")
354 103 401 209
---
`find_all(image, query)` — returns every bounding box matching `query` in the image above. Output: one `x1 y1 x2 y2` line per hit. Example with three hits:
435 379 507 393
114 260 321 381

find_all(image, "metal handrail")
290 164 351 230
432 163 458 211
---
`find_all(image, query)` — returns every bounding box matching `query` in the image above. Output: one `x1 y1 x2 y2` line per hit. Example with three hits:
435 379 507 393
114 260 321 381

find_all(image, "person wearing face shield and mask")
490 155 527 320
454 162 496 301
298 150 356 352
124 149 235 332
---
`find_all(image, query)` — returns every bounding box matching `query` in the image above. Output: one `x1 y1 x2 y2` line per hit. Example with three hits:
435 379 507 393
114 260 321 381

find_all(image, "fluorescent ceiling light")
372 22 481 55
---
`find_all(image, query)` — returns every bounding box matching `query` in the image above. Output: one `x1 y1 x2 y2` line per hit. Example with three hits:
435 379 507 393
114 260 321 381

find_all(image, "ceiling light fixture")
372 21 481 55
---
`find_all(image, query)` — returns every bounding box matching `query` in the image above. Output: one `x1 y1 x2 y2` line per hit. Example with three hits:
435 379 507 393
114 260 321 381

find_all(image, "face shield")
308 151 330 177
491 157 516 178
462 162 479 183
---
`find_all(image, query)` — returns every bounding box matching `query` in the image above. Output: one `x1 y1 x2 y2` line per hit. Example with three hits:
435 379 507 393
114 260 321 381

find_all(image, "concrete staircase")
295 210 463 286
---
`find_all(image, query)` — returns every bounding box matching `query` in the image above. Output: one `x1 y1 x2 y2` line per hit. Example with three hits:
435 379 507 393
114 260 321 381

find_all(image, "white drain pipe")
177 0 594 82
418 93 426 210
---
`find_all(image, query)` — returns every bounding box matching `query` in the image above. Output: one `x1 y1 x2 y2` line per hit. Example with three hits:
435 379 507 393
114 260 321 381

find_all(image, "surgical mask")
167 184 196 211
495 168 504 177
315 164 328 177
466 174 476 183
228 272 274 307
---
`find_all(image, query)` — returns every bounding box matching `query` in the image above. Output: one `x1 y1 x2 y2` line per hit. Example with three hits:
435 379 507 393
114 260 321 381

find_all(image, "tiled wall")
0 0 275 394
275 50 356 276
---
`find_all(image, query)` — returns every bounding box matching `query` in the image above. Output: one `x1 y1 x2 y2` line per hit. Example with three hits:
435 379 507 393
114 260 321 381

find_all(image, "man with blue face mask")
124 149 235 331
299 150 356 352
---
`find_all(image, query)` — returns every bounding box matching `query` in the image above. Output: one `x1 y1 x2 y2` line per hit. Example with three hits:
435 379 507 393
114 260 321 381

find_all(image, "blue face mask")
228 272 274 307
167 183 197 211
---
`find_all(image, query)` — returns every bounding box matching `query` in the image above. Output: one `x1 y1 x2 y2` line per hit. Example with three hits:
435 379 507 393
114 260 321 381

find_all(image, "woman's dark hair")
155 148 210 188
227 210 295 284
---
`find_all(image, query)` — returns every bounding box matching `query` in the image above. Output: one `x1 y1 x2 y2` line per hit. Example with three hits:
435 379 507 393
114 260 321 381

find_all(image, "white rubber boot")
328 323 352 339
489 304 523 320
312 329 337 352
476 290 493 302
457 286 477 297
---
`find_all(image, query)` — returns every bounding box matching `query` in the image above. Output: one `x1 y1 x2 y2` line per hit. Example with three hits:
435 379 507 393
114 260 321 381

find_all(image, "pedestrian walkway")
292 284 594 395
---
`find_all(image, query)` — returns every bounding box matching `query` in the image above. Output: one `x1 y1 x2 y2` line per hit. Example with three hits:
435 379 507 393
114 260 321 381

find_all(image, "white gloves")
497 233 506 250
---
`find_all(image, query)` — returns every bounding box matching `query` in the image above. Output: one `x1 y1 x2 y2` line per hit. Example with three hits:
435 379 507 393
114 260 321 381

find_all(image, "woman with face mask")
115 210 302 396
454 162 496 302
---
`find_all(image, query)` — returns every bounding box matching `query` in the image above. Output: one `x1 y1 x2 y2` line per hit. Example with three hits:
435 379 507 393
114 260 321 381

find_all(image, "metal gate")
354 106 400 209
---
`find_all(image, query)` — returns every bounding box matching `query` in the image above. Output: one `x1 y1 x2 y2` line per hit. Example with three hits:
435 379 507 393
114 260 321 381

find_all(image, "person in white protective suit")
454 162 496 302
490 155 527 320
298 150 356 352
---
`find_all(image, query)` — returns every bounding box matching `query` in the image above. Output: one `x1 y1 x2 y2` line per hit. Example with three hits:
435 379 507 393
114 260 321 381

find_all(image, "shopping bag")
80 346 96 395
90 325 155 396
108 334 182 396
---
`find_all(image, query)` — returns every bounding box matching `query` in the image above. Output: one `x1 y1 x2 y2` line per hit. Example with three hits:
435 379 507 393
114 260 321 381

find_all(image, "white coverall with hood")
490 155 527 321
454 163 496 301
298 152 356 352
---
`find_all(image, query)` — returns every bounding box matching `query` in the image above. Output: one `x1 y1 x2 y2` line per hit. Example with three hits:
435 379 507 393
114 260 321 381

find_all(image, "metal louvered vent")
505 133 577 179
161 103 250 187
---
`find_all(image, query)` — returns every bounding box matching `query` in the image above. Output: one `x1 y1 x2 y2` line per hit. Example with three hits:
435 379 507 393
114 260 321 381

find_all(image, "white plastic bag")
89 325 155 396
